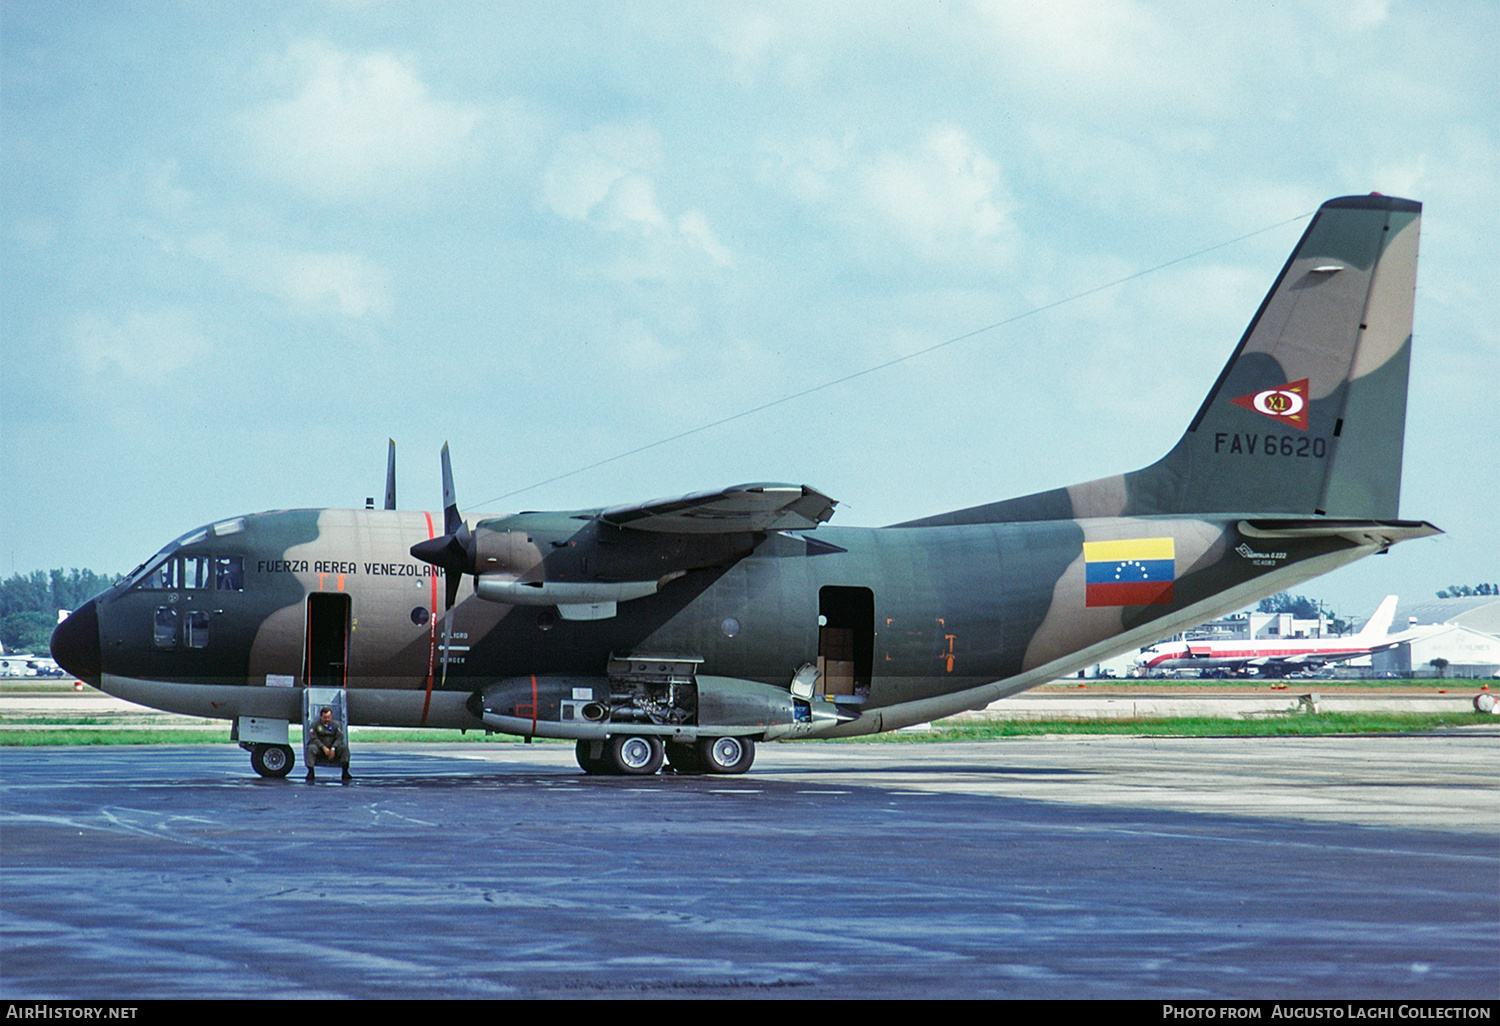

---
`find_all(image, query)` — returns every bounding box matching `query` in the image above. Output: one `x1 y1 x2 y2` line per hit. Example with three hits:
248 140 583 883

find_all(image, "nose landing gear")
249 743 295 778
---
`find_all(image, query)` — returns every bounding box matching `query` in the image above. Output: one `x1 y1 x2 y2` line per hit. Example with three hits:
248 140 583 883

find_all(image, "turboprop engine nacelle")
471 665 849 742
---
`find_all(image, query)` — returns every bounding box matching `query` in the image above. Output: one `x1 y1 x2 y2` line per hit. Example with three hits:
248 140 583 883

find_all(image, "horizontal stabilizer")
1237 518 1439 548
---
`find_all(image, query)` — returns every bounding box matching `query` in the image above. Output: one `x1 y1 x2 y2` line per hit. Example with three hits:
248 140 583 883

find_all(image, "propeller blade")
444 568 463 611
409 441 473 611
384 439 397 510
440 442 461 537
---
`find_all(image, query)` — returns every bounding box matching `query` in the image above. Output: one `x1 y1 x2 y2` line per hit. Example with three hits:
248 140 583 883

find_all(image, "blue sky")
3 0 1496 620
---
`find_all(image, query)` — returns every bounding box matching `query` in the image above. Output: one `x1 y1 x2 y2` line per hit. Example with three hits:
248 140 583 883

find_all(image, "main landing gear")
575 735 755 776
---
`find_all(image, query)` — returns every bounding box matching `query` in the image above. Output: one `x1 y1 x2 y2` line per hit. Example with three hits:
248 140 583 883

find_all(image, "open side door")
818 586 874 698
304 592 351 690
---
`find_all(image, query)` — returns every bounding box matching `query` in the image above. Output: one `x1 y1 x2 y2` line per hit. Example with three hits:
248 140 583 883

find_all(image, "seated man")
305 706 352 782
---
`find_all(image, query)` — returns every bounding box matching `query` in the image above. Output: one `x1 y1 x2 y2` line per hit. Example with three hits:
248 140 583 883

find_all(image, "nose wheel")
249 743 295 778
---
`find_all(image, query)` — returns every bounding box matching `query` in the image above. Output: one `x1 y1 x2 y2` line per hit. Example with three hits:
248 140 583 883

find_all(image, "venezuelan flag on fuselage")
1083 537 1175 607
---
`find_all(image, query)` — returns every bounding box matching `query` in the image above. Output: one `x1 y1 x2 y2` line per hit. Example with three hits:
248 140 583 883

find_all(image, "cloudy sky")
3 0 1496 619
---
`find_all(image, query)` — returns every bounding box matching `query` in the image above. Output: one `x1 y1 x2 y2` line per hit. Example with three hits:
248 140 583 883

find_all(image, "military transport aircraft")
52 194 1437 778
1137 594 1401 677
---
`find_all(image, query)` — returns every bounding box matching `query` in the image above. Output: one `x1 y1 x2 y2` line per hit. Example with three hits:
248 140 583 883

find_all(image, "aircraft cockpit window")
212 518 245 537
182 556 209 590
148 557 195 590
130 554 243 592
214 556 244 591
146 558 176 590
122 540 171 588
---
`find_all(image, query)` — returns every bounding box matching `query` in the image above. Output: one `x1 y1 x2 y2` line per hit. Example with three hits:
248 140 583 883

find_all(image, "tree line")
1435 583 1497 599
1 570 120 654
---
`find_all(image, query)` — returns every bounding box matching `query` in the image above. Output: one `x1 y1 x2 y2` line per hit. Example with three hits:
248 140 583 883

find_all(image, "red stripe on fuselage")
1146 643 1369 668
421 511 437 724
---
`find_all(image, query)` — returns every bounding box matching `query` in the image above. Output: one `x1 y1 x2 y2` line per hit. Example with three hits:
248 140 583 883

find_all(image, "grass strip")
899 711 1487 740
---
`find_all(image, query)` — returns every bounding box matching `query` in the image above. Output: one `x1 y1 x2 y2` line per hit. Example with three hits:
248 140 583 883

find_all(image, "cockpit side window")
214 556 244 591
183 556 208 590
148 558 177 590
145 557 190 590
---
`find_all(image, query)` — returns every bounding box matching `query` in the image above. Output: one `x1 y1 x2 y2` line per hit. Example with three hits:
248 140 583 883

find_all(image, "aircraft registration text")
1213 433 1327 458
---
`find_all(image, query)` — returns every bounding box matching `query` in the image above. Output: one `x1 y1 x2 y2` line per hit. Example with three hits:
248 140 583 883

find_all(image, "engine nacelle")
472 670 847 741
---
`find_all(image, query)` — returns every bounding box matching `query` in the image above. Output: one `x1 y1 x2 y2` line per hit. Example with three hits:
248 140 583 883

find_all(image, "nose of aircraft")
51 598 101 687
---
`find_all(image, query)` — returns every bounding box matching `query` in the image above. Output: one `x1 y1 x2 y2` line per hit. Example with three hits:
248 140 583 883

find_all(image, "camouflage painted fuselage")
53 194 1438 746
69 504 1428 737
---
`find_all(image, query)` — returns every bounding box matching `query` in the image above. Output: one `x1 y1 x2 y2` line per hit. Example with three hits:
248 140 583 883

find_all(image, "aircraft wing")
601 483 837 534
1325 641 1401 659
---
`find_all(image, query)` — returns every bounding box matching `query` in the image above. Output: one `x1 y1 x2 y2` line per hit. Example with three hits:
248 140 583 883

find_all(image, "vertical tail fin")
898 194 1423 527
1136 193 1422 519
1354 594 1399 639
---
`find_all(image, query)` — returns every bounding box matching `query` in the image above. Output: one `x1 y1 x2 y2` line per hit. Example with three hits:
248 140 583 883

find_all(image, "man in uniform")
306 706 352 782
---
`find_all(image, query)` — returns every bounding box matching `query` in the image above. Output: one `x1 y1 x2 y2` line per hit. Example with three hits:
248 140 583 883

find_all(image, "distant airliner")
1137 595 1400 676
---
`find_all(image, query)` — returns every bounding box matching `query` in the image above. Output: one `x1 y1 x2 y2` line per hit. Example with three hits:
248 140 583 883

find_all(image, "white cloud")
677 209 733 267
243 39 482 202
541 122 734 271
859 127 1014 260
598 172 671 234
758 133 853 206
1328 0 1393 29
541 123 663 224
766 126 1015 268
185 233 392 319
275 251 393 318
80 161 395 323
73 308 208 380
712 11 781 85
614 318 678 371
971 0 1191 110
